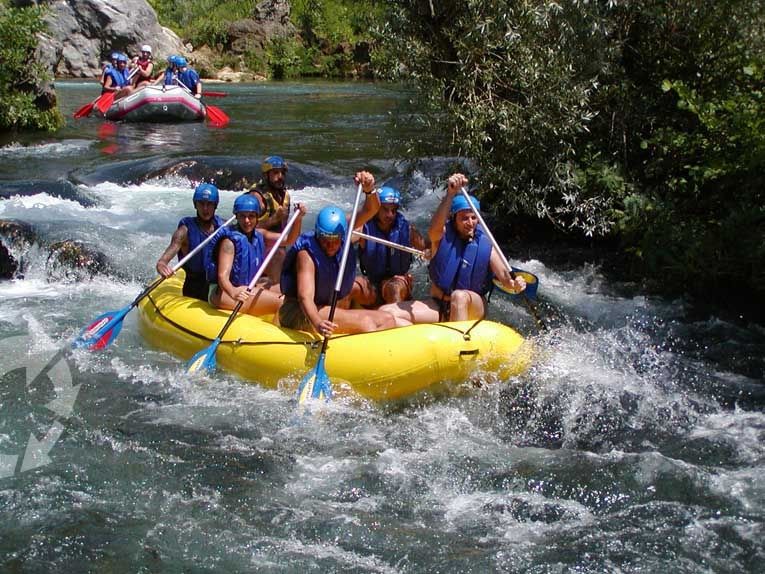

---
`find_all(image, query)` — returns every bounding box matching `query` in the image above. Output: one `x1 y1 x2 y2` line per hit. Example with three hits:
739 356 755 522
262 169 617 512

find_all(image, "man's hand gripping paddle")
186 209 302 374
296 183 364 405
459 187 547 331
72 215 236 350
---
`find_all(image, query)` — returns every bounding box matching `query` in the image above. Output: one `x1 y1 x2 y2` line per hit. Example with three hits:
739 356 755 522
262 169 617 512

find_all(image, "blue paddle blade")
493 268 539 301
186 339 220 374
296 353 332 404
72 308 128 350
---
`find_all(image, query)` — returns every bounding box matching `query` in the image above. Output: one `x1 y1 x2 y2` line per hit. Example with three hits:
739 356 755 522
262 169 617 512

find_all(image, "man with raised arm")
379 173 525 324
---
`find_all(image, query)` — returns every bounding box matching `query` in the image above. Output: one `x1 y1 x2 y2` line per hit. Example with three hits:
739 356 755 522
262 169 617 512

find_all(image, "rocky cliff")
26 0 186 78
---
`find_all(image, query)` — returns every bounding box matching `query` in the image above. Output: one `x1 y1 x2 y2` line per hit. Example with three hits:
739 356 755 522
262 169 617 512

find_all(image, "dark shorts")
432 296 450 322
278 297 314 332
182 273 209 301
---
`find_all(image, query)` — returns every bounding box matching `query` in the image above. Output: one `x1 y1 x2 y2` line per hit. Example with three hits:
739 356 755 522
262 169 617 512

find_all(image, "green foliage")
376 0 765 313
0 2 63 131
148 0 381 78
266 36 303 79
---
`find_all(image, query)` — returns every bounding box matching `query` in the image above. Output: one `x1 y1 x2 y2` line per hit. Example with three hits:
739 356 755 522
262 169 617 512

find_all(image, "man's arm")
489 248 526 293
155 226 188 277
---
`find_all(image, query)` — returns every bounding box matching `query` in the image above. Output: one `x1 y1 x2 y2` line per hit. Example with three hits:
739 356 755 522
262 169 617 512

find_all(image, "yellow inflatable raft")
137 274 533 402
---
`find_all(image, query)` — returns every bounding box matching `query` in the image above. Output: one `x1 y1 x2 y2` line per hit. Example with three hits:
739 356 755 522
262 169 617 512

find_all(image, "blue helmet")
110 52 120 61
378 186 401 205
233 194 263 215
261 155 288 174
115 53 128 63
315 205 347 239
193 183 219 205
168 54 179 65
175 56 187 68
450 194 480 216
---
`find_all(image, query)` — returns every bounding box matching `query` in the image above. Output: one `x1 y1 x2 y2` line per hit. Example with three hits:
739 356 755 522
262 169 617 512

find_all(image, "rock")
0 219 36 279
46 240 114 282
226 0 295 55
32 0 187 78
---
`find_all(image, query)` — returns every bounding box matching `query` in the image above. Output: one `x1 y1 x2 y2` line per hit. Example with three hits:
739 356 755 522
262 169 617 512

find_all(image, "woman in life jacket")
207 194 306 316
132 45 154 89
101 53 133 101
277 171 399 336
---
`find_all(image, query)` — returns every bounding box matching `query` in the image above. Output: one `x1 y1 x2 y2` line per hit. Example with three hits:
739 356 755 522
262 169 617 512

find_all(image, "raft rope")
145 293 479 346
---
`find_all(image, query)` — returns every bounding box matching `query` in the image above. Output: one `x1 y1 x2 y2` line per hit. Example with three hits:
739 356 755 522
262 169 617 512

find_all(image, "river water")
1 81 763 573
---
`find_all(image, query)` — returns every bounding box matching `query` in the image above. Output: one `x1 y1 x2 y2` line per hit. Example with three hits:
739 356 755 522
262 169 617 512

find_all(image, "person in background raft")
153 55 179 86
380 173 526 324
101 53 132 101
131 45 154 88
100 52 119 85
278 171 398 336
247 155 291 284
175 57 202 99
155 183 224 301
207 194 306 316
353 185 428 306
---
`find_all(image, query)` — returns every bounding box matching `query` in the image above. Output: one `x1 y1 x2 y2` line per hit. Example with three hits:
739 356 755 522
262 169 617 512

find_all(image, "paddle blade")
72 309 127 350
493 268 539 301
202 91 228 97
186 339 221 374
73 101 95 119
96 92 115 114
296 353 332 404
205 104 229 127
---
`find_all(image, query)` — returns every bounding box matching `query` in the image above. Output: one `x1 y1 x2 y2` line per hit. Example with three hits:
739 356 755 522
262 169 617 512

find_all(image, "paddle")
72 214 236 350
296 183 365 405
492 269 539 301
186 209 303 374
459 187 548 331
352 230 426 257
73 96 100 119
199 91 227 97
176 78 230 127
95 91 116 114
73 91 114 119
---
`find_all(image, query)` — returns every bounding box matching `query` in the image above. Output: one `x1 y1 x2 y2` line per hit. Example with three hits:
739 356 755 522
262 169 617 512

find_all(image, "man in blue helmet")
354 185 428 307
278 171 397 336
207 194 306 316
100 52 120 86
152 55 179 86
155 183 225 301
247 155 292 283
101 53 133 100
380 173 525 324
175 56 202 98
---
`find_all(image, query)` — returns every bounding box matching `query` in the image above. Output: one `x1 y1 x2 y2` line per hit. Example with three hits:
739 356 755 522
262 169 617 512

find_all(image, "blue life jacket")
178 215 224 276
163 68 175 86
205 226 265 287
359 213 412 283
281 233 356 306
104 67 128 89
178 68 200 93
429 224 493 296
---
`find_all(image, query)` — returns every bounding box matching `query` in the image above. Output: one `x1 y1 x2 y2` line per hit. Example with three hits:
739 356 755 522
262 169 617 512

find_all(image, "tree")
0 1 63 132
376 0 765 315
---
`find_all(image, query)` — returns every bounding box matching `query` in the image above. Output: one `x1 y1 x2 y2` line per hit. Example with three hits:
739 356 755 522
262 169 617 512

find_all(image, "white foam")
0 139 93 158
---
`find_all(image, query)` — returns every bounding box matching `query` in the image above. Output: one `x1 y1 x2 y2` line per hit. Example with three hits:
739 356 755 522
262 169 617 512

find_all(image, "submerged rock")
0 219 36 279
46 240 114 282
